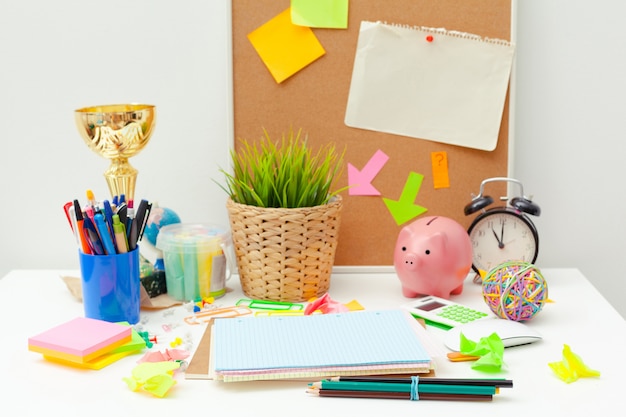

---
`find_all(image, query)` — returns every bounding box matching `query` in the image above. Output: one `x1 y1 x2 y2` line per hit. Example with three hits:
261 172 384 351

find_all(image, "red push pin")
426 35 434 42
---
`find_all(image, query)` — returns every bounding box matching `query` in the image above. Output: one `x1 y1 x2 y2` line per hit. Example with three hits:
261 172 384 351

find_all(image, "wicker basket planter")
226 195 342 302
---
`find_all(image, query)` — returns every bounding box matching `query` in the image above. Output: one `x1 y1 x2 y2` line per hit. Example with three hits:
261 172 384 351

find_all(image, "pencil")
307 389 493 402
310 380 497 396
328 376 514 388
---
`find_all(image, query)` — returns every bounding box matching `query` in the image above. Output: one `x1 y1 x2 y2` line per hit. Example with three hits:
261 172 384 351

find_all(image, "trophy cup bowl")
75 104 156 203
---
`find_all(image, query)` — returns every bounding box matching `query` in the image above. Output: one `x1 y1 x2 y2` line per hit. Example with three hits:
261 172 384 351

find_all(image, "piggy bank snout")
399 250 420 271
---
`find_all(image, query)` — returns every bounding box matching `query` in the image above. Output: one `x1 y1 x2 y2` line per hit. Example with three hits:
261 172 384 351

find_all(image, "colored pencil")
310 380 497 396
307 389 493 402
328 376 514 388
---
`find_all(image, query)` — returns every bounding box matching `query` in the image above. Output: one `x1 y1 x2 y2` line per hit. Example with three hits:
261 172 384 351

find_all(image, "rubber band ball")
481 261 548 321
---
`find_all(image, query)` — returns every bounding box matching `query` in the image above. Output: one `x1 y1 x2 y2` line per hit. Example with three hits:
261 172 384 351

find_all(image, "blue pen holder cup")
78 247 141 324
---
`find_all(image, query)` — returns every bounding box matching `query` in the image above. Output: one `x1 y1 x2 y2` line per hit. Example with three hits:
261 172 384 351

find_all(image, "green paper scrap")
459 332 505 373
291 0 349 29
548 344 600 383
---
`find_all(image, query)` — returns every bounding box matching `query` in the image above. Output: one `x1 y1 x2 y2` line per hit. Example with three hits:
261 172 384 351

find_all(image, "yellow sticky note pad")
431 151 450 189
248 8 326 83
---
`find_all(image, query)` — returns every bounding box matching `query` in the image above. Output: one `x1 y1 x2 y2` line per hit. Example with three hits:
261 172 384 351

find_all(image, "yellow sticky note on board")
431 151 450 189
248 8 326 83
291 0 349 29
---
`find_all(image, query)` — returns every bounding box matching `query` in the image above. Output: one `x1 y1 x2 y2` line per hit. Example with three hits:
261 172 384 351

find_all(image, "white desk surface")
1 268 624 416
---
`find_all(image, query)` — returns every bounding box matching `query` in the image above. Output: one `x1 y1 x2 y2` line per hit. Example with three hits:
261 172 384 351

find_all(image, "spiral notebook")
199 309 439 382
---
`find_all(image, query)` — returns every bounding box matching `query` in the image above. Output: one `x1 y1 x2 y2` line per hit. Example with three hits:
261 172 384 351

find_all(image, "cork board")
231 0 513 266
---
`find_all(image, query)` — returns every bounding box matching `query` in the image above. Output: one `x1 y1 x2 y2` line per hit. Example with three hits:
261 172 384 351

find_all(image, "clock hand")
492 228 505 249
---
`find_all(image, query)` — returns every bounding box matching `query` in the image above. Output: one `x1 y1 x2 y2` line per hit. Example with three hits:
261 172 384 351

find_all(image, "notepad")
210 309 438 382
28 317 132 364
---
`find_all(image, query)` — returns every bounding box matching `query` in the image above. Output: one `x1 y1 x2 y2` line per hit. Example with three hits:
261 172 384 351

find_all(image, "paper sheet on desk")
344 21 515 151
60 276 180 309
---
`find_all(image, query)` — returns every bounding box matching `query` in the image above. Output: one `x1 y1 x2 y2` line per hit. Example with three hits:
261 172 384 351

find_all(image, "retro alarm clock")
464 177 541 282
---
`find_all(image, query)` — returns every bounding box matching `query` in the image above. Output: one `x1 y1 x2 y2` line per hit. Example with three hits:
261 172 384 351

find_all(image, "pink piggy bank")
394 216 472 299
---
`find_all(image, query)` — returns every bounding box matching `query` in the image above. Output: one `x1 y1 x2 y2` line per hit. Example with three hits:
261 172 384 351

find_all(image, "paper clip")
183 306 253 325
236 298 304 311
254 310 306 317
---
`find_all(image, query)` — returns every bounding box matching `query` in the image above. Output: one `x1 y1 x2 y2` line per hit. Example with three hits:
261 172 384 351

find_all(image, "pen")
63 201 74 231
102 199 117 253
94 213 116 255
128 199 148 251
86 189 97 208
138 202 152 242
83 216 104 255
112 214 129 254
126 200 134 241
73 199 92 254
84 205 96 223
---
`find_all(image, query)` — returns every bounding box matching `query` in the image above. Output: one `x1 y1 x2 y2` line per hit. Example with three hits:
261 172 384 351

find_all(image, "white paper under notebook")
345 21 515 151
210 309 440 382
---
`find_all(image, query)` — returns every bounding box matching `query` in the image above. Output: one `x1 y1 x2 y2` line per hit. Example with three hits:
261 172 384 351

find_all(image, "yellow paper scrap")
123 361 180 398
548 344 600 383
248 8 326 83
291 0 349 29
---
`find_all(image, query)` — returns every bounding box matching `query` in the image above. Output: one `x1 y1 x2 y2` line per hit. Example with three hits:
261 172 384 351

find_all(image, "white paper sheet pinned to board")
344 21 515 151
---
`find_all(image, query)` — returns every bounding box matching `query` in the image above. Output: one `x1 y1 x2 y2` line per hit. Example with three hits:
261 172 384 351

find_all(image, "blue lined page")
213 309 430 371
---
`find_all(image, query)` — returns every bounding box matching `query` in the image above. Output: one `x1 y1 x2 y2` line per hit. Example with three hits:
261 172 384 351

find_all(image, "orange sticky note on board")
247 8 326 83
431 151 450 189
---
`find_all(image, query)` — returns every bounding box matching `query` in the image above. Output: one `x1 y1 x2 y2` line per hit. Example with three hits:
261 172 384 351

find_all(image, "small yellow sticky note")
248 8 326 83
431 151 450 189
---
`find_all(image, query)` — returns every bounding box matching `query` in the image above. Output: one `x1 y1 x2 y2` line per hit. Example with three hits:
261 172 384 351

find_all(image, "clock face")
467 209 539 274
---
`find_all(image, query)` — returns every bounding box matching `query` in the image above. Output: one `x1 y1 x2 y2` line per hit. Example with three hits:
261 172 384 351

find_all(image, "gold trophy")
75 104 156 203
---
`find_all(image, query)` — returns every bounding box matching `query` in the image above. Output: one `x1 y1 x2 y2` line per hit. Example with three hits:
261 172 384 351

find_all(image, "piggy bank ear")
428 232 448 252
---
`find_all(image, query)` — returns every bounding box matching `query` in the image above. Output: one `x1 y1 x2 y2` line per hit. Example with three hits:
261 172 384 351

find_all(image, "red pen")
63 202 74 231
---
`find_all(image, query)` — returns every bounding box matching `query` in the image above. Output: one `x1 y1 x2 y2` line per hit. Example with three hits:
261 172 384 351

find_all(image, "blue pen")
102 199 118 253
94 213 116 255
83 216 104 255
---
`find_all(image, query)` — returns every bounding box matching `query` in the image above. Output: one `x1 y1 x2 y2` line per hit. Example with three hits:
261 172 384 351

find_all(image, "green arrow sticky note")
383 172 428 225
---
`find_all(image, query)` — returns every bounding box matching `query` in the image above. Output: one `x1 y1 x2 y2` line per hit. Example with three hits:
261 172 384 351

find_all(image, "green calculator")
402 295 491 329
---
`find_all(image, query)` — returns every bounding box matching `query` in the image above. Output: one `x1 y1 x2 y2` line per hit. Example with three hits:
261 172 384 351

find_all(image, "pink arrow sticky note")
348 150 389 195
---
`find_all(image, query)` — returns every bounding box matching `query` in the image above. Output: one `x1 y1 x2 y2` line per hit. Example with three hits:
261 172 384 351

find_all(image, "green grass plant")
219 129 345 208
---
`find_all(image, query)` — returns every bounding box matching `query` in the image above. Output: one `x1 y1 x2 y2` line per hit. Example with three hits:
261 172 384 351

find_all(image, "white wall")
1 1 624 319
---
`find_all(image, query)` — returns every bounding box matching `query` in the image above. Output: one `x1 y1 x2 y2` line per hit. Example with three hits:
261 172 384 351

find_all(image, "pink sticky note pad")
28 317 132 363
